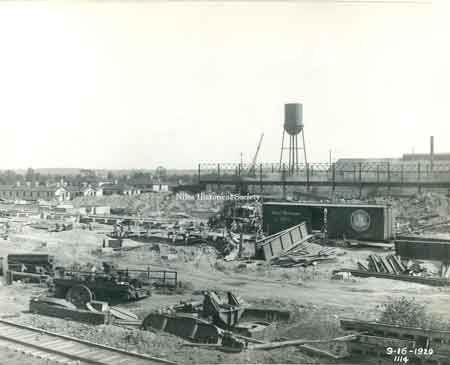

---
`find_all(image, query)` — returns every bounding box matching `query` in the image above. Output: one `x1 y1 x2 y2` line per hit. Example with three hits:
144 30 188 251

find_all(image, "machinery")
52 263 151 308
142 291 247 346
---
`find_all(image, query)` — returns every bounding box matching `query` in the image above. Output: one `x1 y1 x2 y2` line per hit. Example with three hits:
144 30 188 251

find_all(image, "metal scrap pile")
142 291 254 350
271 243 337 268
393 193 450 234
333 254 450 286
208 200 262 235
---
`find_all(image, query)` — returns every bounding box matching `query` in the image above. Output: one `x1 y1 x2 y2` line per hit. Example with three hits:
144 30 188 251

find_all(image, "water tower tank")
284 103 303 135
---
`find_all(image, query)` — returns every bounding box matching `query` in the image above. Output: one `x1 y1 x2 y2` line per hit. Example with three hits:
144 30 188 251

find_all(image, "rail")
196 161 450 188
0 318 177 365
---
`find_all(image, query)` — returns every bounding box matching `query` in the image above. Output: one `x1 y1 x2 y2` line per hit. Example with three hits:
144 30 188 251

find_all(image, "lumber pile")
357 253 434 277
271 242 337 268
357 254 407 275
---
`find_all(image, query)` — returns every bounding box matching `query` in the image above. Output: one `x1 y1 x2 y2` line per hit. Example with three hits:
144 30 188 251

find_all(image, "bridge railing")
197 161 450 185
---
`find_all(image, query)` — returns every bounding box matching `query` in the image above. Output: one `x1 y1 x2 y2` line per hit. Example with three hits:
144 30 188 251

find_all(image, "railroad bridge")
196 161 450 194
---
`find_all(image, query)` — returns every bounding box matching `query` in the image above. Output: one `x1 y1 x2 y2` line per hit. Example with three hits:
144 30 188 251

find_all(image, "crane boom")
248 133 264 175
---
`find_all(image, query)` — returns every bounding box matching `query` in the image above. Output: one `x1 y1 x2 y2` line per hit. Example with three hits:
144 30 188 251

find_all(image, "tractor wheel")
66 284 93 309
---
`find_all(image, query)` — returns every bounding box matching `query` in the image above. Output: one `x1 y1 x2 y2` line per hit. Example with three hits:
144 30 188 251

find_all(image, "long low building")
0 185 58 201
0 184 83 202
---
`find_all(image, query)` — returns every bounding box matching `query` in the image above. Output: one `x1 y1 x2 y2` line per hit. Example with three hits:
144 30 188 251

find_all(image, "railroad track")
0 318 177 365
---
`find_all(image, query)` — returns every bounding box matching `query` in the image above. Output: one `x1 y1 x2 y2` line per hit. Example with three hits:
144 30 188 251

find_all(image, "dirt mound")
72 193 224 218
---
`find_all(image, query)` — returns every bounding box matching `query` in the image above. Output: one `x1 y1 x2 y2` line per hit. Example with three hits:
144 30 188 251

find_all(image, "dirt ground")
1 193 449 364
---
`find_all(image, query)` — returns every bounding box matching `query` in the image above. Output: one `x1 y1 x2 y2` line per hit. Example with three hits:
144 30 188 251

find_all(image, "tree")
0 170 19 185
380 297 450 330
25 167 35 182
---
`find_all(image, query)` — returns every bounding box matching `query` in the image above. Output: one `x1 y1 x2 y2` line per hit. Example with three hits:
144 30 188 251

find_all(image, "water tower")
279 103 308 174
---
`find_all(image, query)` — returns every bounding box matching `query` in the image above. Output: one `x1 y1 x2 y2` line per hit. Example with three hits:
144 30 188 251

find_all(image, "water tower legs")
279 129 307 176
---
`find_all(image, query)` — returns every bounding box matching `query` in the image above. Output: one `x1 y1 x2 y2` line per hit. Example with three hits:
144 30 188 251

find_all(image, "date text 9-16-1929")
386 347 434 356
386 347 434 363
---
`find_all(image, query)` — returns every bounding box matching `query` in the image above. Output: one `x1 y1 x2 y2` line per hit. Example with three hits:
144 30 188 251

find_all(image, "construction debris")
394 192 450 234
332 251 450 285
271 243 337 268
3 186 450 364
333 268 450 286
30 221 73 232
142 290 281 350
255 222 313 261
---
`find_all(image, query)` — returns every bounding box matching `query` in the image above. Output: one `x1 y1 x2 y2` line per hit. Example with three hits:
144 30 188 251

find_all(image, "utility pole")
329 149 332 165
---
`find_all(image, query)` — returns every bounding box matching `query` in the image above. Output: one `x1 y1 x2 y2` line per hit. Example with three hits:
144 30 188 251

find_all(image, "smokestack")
430 136 434 169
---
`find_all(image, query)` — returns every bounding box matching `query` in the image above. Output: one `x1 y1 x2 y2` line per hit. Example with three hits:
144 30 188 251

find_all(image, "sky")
0 0 447 170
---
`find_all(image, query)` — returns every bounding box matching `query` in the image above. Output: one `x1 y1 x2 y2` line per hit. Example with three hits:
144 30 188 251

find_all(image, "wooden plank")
392 255 406 272
368 256 381 273
445 264 450 279
250 333 360 350
389 255 403 273
357 262 369 272
378 256 392 274
351 241 394 250
297 344 342 359
385 256 399 275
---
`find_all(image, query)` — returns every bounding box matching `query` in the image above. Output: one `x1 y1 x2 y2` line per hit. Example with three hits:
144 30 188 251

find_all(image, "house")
82 186 97 197
54 185 83 202
82 185 103 197
152 184 169 193
79 205 110 215
123 186 141 196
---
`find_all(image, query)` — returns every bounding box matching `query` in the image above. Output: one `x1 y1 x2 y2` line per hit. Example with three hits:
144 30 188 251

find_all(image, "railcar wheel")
65 284 93 309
